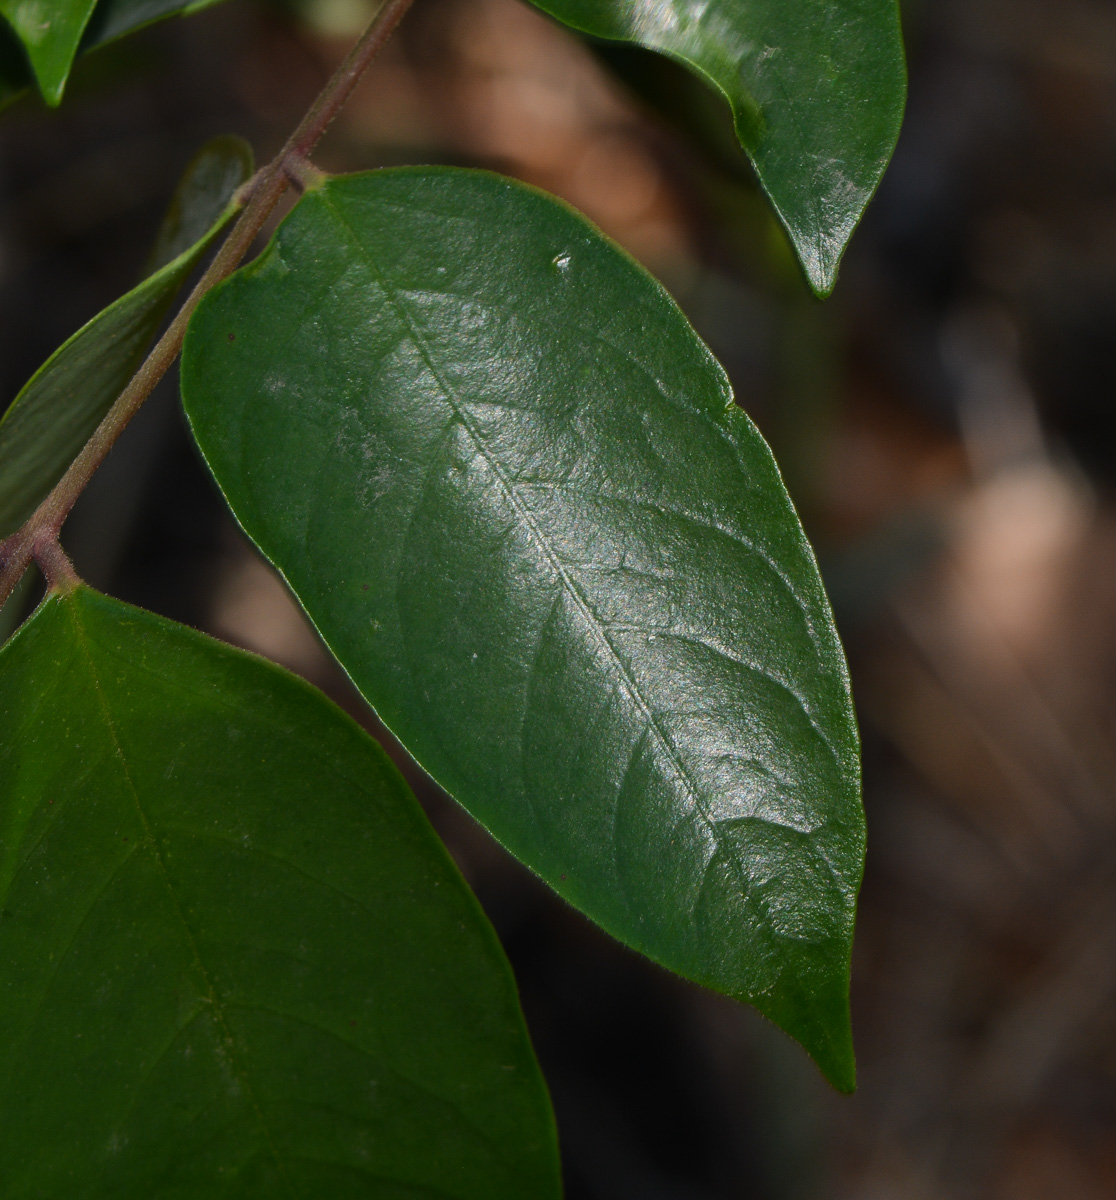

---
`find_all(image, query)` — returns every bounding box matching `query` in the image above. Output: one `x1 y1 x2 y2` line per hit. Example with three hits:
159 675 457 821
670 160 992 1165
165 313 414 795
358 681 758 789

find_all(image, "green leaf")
181 168 865 1089
0 585 560 1196
0 0 217 107
0 135 251 538
0 0 100 103
145 132 252 269
81 0 219 49
530 0 906 295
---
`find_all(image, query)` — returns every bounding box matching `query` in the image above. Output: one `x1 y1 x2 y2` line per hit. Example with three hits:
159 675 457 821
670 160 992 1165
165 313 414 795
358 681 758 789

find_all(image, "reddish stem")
0 0 415 609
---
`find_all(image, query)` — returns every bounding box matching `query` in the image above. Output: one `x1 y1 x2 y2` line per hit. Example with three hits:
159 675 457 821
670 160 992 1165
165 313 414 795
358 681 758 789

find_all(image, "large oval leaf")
0 135 251 538
0 585 560 1196
531 0 906 295
181 168 864 1089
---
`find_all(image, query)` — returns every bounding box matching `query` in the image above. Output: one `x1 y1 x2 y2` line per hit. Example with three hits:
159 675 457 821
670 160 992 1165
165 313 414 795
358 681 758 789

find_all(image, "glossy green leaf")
181 168 865 1089
0 585 560 1196
0 0 218 108
0 135 251 538
531 0 906 295
0 0 99 103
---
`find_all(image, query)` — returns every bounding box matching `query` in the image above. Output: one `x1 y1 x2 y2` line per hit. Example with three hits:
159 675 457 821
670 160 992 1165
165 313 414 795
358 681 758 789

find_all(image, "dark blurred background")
3 0 1116 1194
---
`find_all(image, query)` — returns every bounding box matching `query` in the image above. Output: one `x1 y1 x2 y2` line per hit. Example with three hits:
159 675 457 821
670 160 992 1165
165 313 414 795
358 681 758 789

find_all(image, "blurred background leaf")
0 133 250 536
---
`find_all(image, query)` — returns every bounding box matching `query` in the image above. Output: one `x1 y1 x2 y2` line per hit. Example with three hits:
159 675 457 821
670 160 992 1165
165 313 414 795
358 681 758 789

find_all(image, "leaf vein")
65 599 297 1199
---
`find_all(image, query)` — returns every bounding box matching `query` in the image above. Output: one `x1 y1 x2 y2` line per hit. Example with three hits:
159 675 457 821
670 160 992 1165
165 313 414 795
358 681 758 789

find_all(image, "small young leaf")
0 135 251 538
529 0 906 295
145 131 252 269
0 0 100 103
0 586 560 1197
181 168 865 1089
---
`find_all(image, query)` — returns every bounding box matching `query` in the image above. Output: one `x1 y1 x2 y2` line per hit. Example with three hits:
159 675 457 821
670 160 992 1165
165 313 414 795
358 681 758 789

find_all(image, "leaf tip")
20 37 77 108
779 167 889 297
793 229 843 299
783 996 856 1092
749 945 858 1094
32 67 67 108
817 1031 857 1094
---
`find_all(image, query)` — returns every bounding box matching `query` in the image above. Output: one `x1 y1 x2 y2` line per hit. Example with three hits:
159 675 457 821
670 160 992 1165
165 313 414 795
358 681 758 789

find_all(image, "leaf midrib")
65 596 297 1198
319 195 710 805
316 191 823 934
